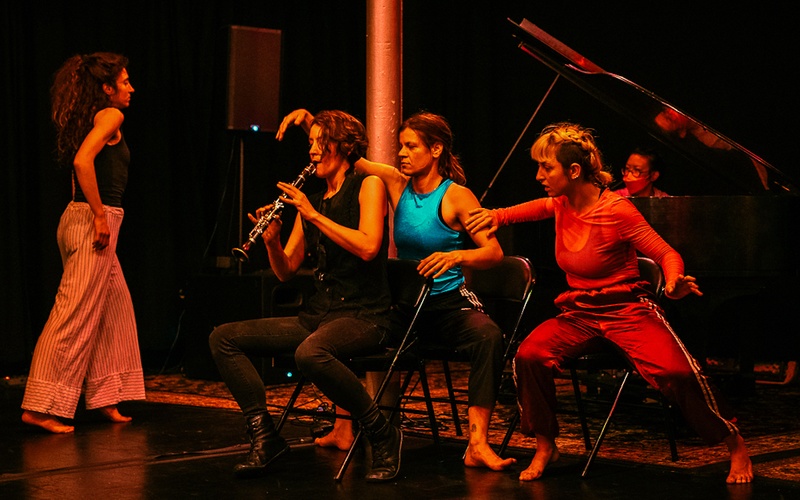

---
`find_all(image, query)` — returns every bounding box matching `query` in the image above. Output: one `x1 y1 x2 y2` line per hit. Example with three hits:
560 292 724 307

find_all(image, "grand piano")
492 19 800 388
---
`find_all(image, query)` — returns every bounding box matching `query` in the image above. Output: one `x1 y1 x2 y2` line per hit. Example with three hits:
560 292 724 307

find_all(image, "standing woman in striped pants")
21 52 145 433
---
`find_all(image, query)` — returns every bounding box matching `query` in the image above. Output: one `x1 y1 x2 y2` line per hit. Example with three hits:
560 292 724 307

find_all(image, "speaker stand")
237 135 245 276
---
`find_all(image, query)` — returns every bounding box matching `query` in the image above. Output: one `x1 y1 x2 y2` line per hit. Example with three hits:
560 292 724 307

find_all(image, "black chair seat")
400 256 536 440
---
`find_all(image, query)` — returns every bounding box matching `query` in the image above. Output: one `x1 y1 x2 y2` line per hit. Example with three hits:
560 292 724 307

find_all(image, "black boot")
234 412 290 478
361 408 403 482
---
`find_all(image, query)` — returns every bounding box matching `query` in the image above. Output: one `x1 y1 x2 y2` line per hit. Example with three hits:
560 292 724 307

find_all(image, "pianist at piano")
613 146 669 198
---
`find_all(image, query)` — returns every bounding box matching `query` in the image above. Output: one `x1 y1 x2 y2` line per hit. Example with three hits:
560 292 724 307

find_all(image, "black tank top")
299 171 391 331
73 135 129 208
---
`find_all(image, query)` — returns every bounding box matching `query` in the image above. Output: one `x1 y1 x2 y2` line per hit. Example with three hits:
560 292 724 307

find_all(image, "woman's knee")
208 322 249 359
514 338 549 366
294 338 329 374
208 325 229 357
471 318 504 349
658 366 696 392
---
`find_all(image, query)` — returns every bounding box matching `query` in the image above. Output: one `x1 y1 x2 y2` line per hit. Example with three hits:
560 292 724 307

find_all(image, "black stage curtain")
2 2 796 374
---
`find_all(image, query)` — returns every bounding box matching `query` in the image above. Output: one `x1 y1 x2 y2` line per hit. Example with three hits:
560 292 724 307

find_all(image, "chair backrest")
386 259 433 353
387 258 432 310
464 255 536 360
636 256 665 299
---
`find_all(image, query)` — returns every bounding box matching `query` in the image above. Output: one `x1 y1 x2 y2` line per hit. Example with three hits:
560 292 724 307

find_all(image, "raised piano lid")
509 17 799 197
505 18 799 278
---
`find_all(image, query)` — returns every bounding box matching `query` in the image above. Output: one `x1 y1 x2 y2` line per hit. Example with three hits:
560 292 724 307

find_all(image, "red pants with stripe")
513 281 738 443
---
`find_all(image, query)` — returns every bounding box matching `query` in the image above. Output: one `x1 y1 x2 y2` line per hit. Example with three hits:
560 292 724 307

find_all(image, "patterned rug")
144 362 800 482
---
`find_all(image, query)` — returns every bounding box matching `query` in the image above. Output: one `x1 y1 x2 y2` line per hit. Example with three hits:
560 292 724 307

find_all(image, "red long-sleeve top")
496 190 683 290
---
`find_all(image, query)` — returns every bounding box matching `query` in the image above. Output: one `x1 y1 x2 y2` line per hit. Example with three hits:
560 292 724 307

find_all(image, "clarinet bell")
231 245 250 263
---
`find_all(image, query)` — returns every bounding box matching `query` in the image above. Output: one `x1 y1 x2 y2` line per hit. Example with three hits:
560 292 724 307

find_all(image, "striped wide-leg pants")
22 202 145 418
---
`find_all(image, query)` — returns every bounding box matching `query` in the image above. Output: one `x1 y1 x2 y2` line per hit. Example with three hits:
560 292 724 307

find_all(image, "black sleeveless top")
299 171 391 331
73 135 130 208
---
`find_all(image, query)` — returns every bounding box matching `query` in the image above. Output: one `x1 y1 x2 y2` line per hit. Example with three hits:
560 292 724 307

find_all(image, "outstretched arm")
614 198 703 300
466 198 553 236
353 157 407 209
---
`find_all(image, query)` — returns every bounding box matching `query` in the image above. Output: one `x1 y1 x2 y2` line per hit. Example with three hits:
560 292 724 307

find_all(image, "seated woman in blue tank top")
276 109 513 472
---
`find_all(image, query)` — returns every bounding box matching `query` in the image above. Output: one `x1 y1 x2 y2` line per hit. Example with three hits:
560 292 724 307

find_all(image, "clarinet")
231 162 317 263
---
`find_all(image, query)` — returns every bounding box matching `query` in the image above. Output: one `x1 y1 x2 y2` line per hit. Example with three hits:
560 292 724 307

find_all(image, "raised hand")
275 109 313 141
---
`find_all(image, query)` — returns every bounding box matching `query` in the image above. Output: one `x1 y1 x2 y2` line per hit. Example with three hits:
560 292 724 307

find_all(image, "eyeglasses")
621 166 651 178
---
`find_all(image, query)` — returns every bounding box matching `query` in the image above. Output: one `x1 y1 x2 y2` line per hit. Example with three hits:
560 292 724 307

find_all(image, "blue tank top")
393 179 466 295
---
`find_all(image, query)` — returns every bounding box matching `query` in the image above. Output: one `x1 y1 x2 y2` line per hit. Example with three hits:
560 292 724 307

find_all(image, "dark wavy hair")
312 110 368 161
50 52 128 166
400 111 466 185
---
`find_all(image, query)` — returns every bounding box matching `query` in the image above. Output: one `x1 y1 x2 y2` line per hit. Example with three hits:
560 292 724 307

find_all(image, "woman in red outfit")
465 122 752 484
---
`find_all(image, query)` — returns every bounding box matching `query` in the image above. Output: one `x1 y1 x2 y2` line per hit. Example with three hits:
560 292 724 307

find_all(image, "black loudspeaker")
181 269 315 382
226 25 282 132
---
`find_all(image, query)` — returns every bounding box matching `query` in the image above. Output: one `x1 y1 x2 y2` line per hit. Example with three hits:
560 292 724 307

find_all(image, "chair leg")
581 370 630 478
334 366 404 482
570 368 592 451
441 361 463 436
276 375 307 434
498 410 519 456
416 363 441 445
660 397 679 461
335 428 363 482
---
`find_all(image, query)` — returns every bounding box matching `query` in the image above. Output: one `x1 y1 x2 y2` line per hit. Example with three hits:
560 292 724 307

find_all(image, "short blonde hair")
531 122 613 187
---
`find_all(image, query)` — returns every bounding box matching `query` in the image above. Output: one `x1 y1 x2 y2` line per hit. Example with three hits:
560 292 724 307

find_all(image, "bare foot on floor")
726 433 753 484
519 445 560 481
464 443 517 470
314 418 356 451
314 430 354 451
98 406 132 423
21 410 74 433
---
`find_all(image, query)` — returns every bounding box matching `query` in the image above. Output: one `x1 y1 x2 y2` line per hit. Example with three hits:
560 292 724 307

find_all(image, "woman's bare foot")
314 419 354 451
519 437 560 481
21 410 74 433
725 433 753 484
464 442 517 470
97 405 132 423
314 431 353 451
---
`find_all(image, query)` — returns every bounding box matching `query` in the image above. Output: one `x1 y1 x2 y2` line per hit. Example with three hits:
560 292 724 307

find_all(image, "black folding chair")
499 256 679 477
273 258 433 482
399 256 536 440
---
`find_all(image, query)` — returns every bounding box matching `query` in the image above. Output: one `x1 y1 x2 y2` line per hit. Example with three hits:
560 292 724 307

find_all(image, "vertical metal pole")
364 0 403 433
237 136 244 276
366 0 402 257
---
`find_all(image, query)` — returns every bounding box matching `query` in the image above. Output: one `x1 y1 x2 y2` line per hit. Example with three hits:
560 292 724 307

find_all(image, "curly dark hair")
312 110 368 162
50 52 128 166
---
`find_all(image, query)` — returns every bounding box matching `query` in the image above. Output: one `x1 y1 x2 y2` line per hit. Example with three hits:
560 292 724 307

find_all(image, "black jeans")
209 315 386 419
393 284 504 409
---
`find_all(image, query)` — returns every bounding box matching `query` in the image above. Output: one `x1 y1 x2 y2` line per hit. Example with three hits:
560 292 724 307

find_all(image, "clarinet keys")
231 163 317 262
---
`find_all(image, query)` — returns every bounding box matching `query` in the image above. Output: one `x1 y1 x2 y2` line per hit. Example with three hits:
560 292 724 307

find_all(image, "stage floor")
2 368 799 499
